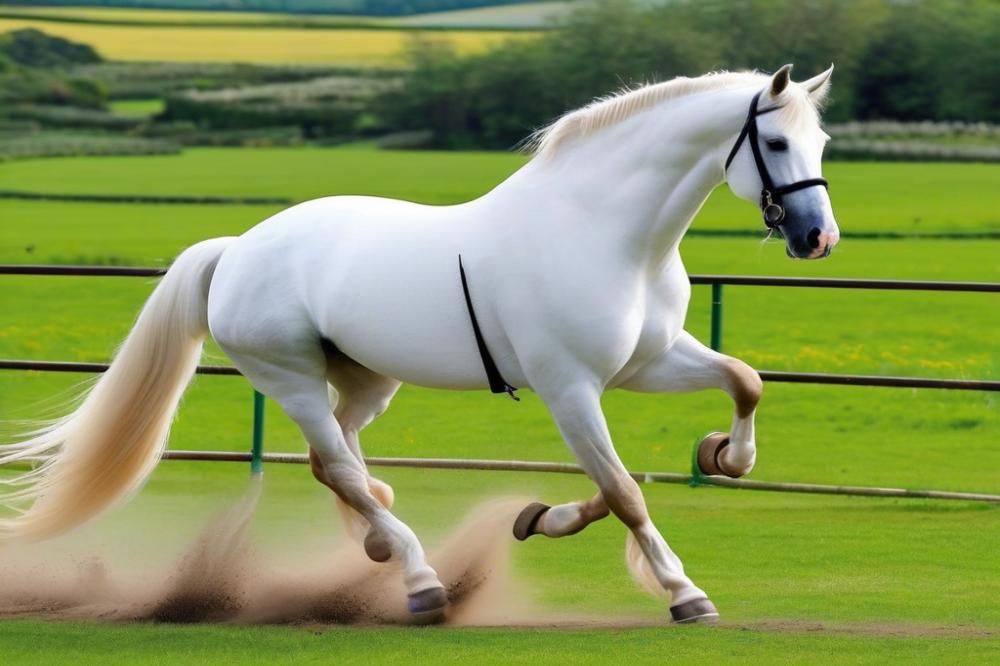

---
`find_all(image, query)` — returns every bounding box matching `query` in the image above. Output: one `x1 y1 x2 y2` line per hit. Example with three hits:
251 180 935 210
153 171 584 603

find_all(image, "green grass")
1 147 997 233
1 466 998 663
0 148 998 662
108 98 165 117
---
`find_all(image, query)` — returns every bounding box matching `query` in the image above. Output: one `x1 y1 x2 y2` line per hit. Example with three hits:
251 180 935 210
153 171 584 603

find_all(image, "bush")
0 28 102 68
0 67 108 109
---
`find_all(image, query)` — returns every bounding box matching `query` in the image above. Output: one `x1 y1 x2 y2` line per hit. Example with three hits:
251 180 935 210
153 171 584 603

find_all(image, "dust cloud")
0 482 585 627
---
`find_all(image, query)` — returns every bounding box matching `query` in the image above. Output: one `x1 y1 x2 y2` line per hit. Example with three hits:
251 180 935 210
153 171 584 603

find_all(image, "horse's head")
724 64 839 259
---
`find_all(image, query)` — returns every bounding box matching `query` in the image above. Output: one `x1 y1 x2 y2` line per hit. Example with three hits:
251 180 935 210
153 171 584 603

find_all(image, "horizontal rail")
0 359 240 375
3 359 996 391
688 274 1000 292
756 370 999 392
0 265 166 277
2 264 999 292
0 190 291 206
159 450 1000 503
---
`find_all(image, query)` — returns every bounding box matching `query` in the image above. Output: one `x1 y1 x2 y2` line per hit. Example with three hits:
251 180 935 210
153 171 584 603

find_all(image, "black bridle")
724 90 828 229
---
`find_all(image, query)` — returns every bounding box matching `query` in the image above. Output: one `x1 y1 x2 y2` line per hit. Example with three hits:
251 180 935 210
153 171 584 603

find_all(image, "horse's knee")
724 358 762 418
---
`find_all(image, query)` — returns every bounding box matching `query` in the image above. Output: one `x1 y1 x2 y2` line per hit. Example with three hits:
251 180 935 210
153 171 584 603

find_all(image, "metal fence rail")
3 263 997 502
3 264 998 292
158 450 1000 504
3 359 997 392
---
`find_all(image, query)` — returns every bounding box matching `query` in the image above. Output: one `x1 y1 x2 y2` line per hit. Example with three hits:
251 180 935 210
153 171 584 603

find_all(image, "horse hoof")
697 432 743 478
670 598 720 625
512 502 550 541
407 586 449 624
363 529 392 562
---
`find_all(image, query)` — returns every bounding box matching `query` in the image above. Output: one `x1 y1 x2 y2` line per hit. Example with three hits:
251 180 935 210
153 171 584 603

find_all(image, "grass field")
0 147 998 662
108 98 165 117
0 17 530 64
1 146 997 233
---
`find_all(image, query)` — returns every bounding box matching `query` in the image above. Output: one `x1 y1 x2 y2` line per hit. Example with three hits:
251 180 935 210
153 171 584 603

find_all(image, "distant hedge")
162 75 399 137
4 104 142 130
73 61 375 99
0 131 179 160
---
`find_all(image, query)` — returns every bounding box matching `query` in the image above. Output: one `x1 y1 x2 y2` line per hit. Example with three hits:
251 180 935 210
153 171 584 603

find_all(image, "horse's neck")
494 88 751 269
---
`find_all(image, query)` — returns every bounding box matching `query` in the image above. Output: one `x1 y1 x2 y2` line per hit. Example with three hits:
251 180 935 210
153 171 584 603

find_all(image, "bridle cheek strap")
724 90 829 229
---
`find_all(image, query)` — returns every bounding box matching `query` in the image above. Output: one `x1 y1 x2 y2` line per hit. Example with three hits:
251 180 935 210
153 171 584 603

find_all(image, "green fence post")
251 390 265 475
710 283 723 352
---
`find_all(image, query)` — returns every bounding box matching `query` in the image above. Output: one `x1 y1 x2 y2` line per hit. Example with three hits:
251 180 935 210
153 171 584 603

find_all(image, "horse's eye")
766 138 788 151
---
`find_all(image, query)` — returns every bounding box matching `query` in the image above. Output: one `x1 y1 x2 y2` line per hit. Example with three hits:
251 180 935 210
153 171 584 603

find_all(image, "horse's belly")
324 287 492 390
307 220 497 390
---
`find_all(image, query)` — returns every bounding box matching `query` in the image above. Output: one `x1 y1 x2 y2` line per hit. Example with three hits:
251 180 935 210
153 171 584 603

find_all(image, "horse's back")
207 195 494 389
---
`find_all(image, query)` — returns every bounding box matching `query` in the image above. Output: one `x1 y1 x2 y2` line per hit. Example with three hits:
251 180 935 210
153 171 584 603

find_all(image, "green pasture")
0 148 998 662
108 98 165 117
1 146 997 234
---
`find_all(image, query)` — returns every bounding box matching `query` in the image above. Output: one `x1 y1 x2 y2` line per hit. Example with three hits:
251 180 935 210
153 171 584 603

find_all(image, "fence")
2 264 998 503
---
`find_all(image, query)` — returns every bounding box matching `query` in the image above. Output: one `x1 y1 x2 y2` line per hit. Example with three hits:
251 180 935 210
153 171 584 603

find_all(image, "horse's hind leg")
319 346 402 562
219 336 446 619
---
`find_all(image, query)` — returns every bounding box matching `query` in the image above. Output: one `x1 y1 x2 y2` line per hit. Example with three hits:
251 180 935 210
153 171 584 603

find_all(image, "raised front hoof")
363 529 392 563
407 586 449 625
512 502 550 541
697 432 743 478
670 598 720 625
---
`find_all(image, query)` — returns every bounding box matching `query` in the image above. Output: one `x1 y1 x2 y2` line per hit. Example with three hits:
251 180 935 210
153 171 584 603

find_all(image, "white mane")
528 70 820 159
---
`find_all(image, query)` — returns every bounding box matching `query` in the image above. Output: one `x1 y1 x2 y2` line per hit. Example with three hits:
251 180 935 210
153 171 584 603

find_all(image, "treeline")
2 0 531 17
377 0 1000 149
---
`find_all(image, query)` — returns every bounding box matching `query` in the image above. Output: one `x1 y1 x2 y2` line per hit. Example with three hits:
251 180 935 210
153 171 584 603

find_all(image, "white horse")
1 65 839 624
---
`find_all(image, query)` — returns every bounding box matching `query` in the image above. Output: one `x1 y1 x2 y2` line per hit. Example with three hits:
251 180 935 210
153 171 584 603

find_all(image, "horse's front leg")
621 330 763 477
537 380 717 623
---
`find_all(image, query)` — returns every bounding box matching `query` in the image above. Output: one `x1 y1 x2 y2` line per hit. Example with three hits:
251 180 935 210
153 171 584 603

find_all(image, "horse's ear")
801 64 834 103
770 64 793 97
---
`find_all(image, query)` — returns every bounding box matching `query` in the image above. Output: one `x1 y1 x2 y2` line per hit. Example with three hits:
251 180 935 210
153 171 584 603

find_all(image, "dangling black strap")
458 256 519 401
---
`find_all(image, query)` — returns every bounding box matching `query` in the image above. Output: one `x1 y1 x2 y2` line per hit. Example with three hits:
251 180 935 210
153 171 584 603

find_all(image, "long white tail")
0 237 234 541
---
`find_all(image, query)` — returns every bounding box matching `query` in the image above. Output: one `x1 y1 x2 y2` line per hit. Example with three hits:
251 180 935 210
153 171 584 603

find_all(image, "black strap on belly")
458 255 519 401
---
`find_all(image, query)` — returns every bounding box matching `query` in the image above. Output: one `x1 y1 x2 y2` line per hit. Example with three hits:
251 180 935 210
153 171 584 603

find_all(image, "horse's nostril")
807 227 821 249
